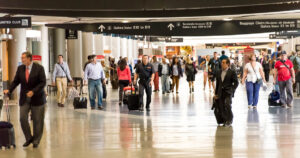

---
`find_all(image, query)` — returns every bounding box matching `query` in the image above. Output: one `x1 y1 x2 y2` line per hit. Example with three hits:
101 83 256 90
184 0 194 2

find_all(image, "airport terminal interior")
1 0 300 158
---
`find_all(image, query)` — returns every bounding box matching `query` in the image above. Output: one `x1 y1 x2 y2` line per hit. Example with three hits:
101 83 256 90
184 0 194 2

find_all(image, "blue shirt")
84 62 105 81
219 55 228 62
52 62 72 81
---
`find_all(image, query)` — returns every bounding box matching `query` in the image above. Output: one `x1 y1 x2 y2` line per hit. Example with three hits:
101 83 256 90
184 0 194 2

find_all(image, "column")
132 39 139 60
120 37 128 58
111 35 120 59
67 31 83 78
82 32 93 66
32 26 49 78
53 28 66 61
127 37 133 64
93 34 104 55
8 29 27 99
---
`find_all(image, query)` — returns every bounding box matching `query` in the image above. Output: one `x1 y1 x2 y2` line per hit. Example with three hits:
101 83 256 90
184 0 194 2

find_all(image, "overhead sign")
0 17 31 28
47 19 300 36
149 37 183 42
65 29 78 39
269 34 290 39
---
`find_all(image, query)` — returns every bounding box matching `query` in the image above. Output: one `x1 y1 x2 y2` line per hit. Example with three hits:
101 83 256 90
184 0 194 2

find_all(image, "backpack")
292 57 299 70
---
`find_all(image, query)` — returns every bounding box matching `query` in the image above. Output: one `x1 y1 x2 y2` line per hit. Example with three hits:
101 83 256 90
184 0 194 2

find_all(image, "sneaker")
253 106 257 109
287 104 292 108
189 88 191 93
98 106 104 110
119 101 122 105
176 91 179 94
192 88 194 92
162 92 165 94
91 107 96 110
248 105 252 109
166 91 170 93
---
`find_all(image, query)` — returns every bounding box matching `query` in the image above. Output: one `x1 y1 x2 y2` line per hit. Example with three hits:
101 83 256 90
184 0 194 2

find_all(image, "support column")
132 39 139 60
127 37 133 64
8 29 27 99
111 35 120 59
121 37 128 58
82 32 93 65
53 28 66 61
67 31 83 78
94 34 104 56
32 26 49 78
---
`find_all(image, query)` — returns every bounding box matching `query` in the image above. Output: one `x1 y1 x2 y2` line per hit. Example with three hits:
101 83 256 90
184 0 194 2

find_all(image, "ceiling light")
122 20 129 23
223 18 233 21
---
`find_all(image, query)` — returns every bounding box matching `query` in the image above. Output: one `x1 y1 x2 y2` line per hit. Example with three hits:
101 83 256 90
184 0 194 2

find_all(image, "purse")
250 62 263 85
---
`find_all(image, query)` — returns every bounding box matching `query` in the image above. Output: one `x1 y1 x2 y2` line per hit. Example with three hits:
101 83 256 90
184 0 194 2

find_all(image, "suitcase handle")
4 94 10 123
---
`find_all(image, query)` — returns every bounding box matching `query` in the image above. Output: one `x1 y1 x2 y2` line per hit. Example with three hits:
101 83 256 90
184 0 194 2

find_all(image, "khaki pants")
56 78 67 104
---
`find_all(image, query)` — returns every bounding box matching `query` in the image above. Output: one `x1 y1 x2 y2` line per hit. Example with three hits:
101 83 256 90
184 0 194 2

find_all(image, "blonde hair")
186 57 193 64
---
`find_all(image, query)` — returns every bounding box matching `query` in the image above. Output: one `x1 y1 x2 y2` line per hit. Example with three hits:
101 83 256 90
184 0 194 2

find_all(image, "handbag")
250 62 263 85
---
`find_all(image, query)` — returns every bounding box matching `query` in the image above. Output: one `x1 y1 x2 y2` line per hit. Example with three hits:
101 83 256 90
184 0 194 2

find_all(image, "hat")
281 51 287 55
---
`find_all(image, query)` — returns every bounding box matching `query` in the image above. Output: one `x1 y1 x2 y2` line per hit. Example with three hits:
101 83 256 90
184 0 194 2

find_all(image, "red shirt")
117 66 132 83
274 60 293 81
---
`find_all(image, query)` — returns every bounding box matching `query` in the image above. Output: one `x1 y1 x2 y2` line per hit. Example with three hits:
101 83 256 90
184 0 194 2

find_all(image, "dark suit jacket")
215 68 239 98
9 62 47 106
158 63 171 76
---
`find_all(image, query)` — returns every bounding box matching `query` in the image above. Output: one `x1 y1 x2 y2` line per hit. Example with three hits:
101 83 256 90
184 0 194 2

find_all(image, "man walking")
158 57 171 94
152 56 160 92
84 55 106 110
134 55 155 111
213 58 239 127
52 55 73 107
4 52 46 148
208 52 221 90
274 52 296 108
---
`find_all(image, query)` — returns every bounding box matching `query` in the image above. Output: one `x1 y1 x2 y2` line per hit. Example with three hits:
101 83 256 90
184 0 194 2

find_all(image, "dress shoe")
119 101 122 105
58 103 61 107
98 106 104 110
162 92 165 94
146 108 151 112
33 143 39 148
60 104 65 107
139 107 144 111
91 107 96 110
23 139 33 147
166 91 170 93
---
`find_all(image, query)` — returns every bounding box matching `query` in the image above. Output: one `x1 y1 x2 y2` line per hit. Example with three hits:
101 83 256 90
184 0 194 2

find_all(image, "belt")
56 76 66 78
88 78 101 81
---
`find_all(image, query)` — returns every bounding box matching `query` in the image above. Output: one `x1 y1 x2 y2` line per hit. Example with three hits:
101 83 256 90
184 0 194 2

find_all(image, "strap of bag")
280 60 293 77
57 63 69 79
249 62 261 80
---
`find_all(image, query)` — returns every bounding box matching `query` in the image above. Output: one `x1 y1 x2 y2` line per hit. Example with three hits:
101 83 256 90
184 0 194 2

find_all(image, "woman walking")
262 55 271 82
117 59 132 105
200 55 212 91
241 54 267 109
170 57 183 94
185 57 197 93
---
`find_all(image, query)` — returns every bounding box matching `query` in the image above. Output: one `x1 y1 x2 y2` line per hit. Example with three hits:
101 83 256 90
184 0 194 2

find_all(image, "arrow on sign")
168 23 175 31
98 25 105 32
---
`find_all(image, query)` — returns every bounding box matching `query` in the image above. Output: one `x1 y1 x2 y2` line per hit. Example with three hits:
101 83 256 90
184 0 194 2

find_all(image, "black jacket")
215 68 239 98
158 63 171 76
9 63 47 106
170 63 183 78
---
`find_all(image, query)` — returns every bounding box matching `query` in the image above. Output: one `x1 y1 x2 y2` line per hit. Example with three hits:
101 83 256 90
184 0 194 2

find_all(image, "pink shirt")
117 66 131 83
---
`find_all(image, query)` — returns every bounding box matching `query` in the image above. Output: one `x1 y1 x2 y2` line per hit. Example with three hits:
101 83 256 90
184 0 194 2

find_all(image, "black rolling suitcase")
268 89 282 106
212 99 224 125
0 97 16 149
73 91 87 109
102 79 107 99
127 84 140 111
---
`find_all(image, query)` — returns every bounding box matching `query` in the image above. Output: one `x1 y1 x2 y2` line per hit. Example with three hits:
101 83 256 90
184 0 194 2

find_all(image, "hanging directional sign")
149 36 183 42
65 29 78 39
0 17 31 28
47 19 300 36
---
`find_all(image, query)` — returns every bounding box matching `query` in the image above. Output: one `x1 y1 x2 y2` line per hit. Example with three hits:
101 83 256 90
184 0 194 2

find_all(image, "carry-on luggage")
127 84 140 110
111 71 119 89
123 86 136 105
102 79 107 99
296 72 300 97
0 97 16 149
212 99 224 125
73 90 87 109
268 89 282 106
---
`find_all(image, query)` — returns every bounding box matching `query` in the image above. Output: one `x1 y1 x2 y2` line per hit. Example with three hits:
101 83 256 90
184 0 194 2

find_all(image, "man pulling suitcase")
133 55 155 112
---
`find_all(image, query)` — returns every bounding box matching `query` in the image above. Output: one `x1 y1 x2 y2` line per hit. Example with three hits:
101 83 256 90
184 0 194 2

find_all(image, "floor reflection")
214 126 233 158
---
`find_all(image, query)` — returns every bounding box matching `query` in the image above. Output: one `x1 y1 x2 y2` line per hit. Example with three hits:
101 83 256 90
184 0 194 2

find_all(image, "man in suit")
4 52 46 148
213 58 239 127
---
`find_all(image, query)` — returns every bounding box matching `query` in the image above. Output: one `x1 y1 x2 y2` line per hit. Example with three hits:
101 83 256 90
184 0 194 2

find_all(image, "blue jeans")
161 75 170 93
88 79 103 107
246 81 261 106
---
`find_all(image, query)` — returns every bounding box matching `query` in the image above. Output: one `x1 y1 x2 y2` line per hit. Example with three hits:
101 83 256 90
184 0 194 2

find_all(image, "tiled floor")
1 73 300 158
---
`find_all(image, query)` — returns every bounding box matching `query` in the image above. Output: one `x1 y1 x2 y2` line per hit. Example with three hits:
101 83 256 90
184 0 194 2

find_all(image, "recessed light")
122 20 129 23
223 18 233 21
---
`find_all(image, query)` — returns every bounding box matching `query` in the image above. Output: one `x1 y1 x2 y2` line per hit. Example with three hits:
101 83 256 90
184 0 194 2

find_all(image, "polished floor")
1 72 300 158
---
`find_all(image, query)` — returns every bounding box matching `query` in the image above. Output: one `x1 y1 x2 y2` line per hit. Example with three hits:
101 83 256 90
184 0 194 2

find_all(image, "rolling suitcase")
268 89 282 106
0 97 16 149
123 86 136 105
73 91 87 109
127 84 140 111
